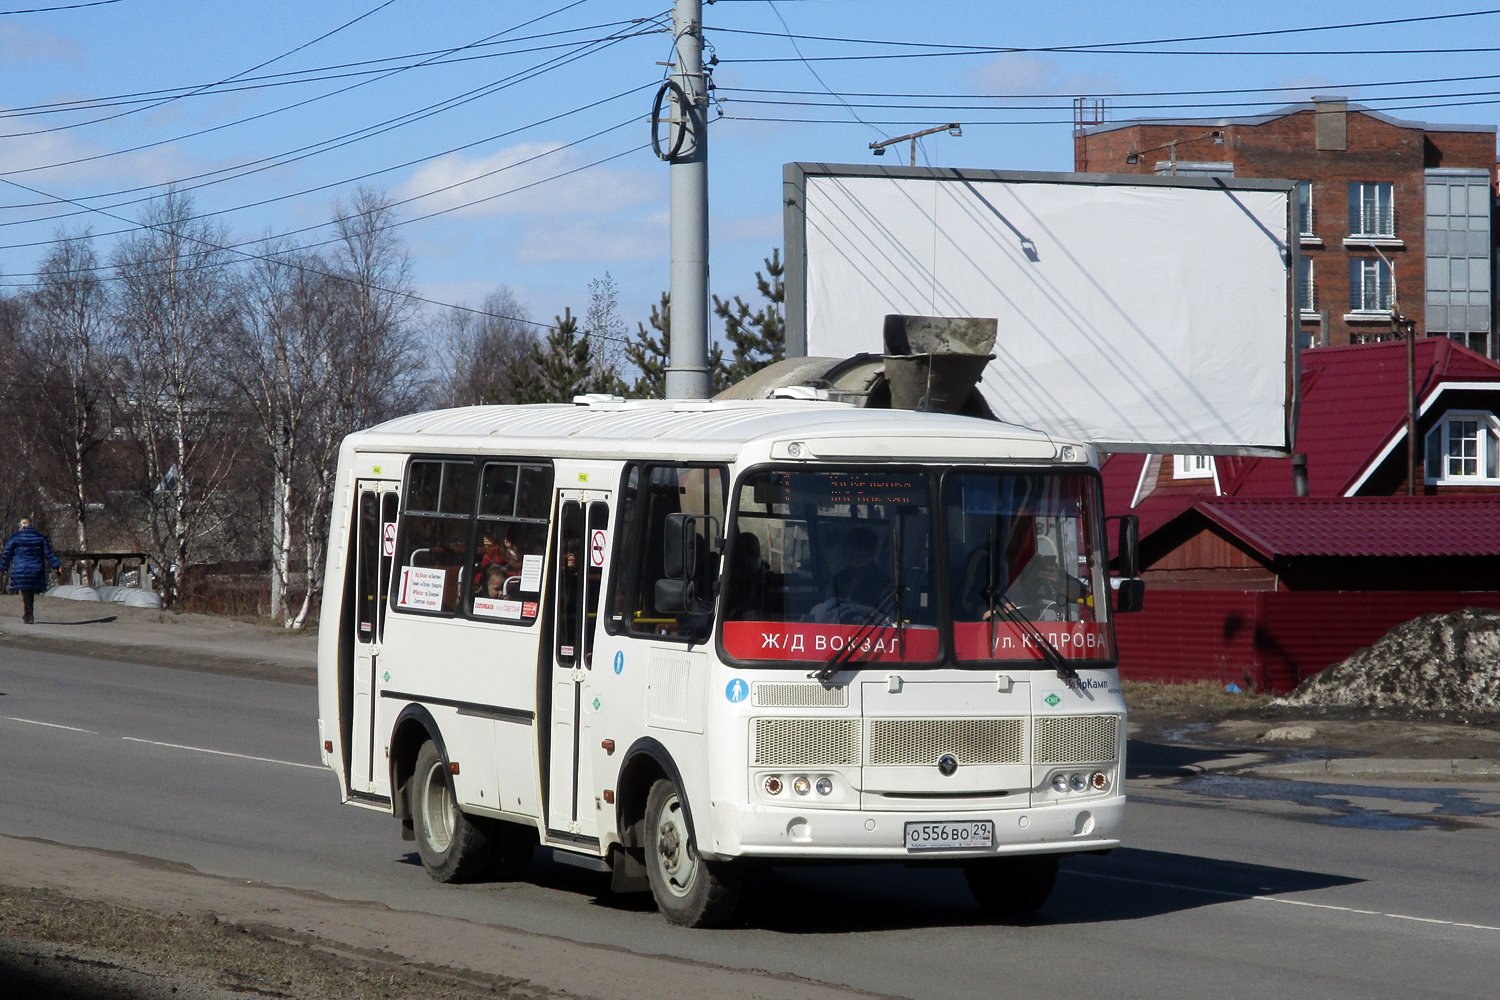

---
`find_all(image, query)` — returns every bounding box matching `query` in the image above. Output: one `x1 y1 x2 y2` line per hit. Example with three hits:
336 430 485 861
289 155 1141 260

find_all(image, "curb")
1257 758 1500 778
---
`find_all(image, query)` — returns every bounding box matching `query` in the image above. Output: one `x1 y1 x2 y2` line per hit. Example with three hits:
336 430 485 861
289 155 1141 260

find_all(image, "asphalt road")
2 644 1498 999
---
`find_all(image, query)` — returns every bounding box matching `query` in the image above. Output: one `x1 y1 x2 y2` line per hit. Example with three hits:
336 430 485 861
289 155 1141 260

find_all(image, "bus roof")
349 399 1081 465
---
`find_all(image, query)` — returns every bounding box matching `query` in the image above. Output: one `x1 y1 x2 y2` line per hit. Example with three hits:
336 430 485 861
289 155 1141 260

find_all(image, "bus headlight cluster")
1051 770 1109 794
764 774 836 797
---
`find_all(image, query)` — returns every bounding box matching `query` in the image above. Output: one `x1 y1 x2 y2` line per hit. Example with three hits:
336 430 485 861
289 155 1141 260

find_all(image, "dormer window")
1424 411 1500 484
1173 455 1214 480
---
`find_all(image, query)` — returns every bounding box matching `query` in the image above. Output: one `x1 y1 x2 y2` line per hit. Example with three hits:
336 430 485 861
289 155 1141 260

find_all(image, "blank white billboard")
784 164 1296 454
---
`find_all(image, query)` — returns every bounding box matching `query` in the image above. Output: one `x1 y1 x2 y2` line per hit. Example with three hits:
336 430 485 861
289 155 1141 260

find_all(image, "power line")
26 0 403 141
709 8 1500 54
0 16 661 217
763 0 885 139
0 0 124 11
722 44 1500 63
0 19 660 128
717 70 1500 101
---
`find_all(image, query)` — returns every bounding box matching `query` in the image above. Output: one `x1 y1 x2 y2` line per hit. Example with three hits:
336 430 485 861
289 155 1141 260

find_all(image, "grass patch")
1122 680 1274 722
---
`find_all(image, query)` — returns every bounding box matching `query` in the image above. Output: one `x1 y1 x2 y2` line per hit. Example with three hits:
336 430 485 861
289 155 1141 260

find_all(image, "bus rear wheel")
644 778 742 927
964 854 1059 918
411 740 491 883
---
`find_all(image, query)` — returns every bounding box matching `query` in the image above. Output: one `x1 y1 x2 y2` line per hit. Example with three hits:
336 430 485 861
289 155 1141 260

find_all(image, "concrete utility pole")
664 0 711 399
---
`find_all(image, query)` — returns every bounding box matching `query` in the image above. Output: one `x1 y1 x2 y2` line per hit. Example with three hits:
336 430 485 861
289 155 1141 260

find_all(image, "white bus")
316 397 1140 926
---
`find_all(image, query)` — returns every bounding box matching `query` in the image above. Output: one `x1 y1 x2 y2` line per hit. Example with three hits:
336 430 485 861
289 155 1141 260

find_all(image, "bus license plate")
904 820 995 851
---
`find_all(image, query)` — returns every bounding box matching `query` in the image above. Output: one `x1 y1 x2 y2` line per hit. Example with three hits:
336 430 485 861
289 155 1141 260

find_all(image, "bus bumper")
706 795 1125 860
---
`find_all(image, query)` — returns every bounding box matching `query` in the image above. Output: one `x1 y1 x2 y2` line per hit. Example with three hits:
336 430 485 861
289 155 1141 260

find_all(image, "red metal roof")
1194 497 1500 559
1102 339 1500 515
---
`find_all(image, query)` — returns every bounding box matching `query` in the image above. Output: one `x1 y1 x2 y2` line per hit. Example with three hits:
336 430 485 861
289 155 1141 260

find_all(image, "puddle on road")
1174 772 1500 831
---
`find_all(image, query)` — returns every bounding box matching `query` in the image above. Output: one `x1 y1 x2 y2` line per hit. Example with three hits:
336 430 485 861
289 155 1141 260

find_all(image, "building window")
1173 455 1214 480
1296 257 1314 313
1296 181 1314 236
1348 181 1394 237
1348 258 1393 313
1424 411 1500 484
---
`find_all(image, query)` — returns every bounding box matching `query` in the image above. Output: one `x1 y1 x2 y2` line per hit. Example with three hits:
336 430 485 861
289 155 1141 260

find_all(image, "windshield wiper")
991 598 1079 682
811 585 902 684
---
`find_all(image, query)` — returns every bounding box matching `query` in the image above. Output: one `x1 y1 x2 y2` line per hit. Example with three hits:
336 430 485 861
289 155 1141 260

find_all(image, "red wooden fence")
1113 590 1500 692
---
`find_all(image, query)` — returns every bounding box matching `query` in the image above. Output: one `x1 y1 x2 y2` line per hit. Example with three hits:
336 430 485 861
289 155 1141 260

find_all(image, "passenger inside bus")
725 531 774 620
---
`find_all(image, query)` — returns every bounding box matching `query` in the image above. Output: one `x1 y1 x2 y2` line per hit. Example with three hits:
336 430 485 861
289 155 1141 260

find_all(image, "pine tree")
511 308 615 403
623 291 723 398
713 248 785 388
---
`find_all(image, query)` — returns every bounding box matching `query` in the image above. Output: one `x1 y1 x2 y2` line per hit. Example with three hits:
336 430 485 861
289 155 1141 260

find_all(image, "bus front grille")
754 718 860 767
752 682 849 708
1033 715 1119 764
868 718 1025 766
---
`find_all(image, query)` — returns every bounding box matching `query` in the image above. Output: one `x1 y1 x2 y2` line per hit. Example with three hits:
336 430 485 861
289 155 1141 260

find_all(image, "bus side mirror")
655 578 689 614
1115 578 1145 613
1116 515 1140 578
663 513 697 580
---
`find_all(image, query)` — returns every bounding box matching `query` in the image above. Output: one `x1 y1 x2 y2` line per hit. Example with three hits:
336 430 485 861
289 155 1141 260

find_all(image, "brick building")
1076 98 1498 357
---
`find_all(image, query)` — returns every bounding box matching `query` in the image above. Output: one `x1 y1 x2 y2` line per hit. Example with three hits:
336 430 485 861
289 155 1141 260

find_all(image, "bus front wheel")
643 778 742 927
964 854 1059 918
411 740 491 883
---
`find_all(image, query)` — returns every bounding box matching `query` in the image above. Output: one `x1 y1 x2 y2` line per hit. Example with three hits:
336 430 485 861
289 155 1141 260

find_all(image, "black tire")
643 778 743 927
411 740 492 883
964 854 1060 918
483 819 538 881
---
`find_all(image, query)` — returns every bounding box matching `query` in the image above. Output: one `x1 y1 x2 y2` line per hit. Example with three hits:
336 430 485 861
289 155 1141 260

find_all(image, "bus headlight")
815 776 833 796
1070 773 1088 792
1051 773 1069 793
793 776 811 796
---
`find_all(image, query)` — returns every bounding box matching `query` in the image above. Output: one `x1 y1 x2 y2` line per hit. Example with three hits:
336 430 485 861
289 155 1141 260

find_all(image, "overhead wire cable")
763 0 885 138
0 14 663 226
18 0 404 140
0 18 651 120
0 0 125 12
0 146 651 346
709 7 1500 54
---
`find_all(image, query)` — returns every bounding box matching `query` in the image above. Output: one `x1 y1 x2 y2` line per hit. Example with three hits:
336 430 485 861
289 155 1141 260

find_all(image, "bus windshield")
721 469 941 664
719 467 1114 666
944 471 1114 664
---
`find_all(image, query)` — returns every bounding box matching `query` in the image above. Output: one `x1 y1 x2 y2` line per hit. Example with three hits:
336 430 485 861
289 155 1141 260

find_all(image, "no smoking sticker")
382 522 396 558
589 529 607 567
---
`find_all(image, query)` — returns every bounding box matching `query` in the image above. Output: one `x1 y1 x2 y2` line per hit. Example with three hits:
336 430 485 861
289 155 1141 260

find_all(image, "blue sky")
0 0 1497 342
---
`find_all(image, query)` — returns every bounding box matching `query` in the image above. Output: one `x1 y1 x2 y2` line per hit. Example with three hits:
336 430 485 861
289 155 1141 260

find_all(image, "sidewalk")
0 834 877 1000
0 595 316 680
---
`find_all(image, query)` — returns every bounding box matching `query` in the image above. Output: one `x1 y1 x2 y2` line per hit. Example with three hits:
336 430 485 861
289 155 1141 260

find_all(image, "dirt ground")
0 884 556 1000
1123 681 1500 760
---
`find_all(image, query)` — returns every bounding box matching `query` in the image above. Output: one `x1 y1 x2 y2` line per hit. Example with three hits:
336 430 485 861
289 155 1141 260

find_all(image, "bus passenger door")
546 491 610 839
349 482 399 797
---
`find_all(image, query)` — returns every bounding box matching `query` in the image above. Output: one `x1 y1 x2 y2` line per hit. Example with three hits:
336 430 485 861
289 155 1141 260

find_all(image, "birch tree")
22 233 115 549
112 191 240 607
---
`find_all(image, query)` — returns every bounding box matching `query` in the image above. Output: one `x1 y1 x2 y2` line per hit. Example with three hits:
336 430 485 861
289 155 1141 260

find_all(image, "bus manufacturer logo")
937 754 958 776
725 679 749 703
1044 693 1062 707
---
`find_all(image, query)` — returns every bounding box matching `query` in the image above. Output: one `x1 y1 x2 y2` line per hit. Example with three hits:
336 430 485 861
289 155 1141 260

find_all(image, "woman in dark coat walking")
1 518 60 624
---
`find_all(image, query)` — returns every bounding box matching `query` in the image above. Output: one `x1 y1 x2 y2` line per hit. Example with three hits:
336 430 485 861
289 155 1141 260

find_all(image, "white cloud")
970 54 1120 100
714 210 779 245
0 24 79 64
516 210 668 263
395 142 657 220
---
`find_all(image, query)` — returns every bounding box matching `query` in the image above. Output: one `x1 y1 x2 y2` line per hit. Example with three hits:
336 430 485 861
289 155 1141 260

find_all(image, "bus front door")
348 481 399 798
545 491 610 840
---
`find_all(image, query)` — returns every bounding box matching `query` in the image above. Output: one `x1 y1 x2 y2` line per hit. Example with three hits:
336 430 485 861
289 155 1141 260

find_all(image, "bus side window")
621 464 725 642
471 462 552 625
392 459 474 615
604 465 639 636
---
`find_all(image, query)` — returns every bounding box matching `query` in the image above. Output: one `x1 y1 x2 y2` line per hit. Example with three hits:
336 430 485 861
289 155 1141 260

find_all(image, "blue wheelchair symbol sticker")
725 678 749 703
613 650 624 675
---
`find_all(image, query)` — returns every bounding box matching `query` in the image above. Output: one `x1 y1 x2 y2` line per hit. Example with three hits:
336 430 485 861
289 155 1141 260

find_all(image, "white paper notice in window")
473 597 524 620
520 553 544 593
397 566 448 610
